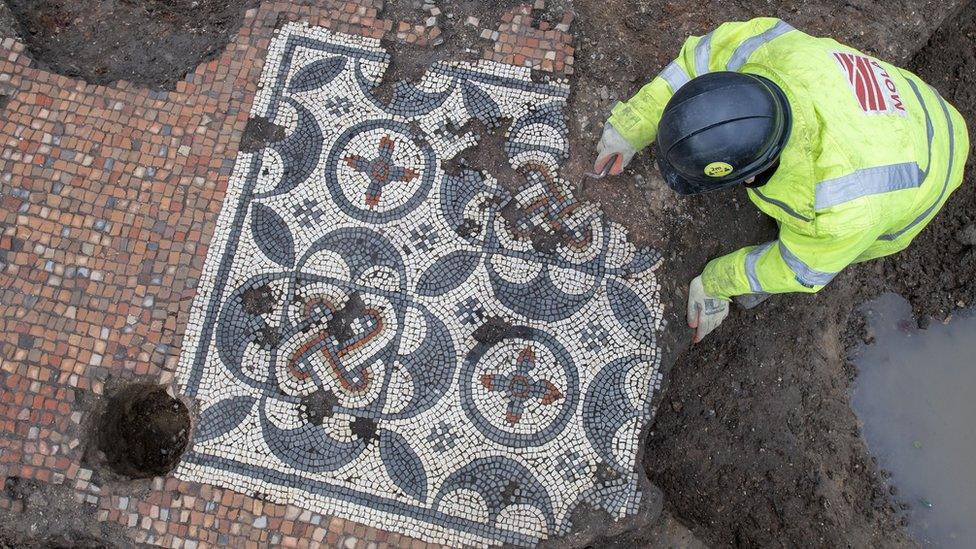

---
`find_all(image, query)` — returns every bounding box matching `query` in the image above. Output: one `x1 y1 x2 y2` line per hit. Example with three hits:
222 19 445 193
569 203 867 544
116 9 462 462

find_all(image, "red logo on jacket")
833 52 907 116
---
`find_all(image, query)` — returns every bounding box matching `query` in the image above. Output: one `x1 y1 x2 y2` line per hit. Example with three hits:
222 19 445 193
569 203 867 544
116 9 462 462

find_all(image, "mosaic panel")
175 22 664 547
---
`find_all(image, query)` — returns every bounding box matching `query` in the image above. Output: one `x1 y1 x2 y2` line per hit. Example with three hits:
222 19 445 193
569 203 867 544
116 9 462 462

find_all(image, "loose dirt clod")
955 223 976 246
96 383 190 479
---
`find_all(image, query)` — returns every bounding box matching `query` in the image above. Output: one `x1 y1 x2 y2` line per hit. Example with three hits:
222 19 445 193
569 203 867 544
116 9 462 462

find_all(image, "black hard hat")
655 72 792 195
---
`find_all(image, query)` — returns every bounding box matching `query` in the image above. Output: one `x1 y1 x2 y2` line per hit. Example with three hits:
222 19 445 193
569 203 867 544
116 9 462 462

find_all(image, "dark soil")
568 1 976 547
2 0 259 88
96 383 190 478
879 1 976 320
238 116 286 154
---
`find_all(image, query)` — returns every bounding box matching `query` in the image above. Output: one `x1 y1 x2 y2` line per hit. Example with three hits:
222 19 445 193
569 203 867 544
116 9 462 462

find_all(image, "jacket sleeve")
608 17 795 150
699 224 886 300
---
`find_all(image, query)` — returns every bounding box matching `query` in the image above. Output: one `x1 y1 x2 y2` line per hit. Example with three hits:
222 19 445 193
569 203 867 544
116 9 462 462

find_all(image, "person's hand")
686 275 729 343
593 123 637 176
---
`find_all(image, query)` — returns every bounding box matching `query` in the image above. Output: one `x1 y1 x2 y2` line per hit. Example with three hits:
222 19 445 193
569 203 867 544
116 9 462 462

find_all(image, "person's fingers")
607 154 625 176
695 317 713 343
593 153 611 174
688 303 700 329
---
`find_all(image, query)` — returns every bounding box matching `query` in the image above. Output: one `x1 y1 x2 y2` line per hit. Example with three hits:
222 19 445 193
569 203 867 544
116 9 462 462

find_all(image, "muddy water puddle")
851 293 976 547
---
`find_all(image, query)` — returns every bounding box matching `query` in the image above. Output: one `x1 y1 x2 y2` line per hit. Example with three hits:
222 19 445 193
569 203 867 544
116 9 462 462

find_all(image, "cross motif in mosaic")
292 198 326 227
480 346 563 425
343 134 419 208
175 22 664 548
426 421 460 454
580 320 611 352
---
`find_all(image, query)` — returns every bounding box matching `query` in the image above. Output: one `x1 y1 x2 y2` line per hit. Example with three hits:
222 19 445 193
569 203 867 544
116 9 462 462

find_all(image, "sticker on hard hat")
704 162 734 178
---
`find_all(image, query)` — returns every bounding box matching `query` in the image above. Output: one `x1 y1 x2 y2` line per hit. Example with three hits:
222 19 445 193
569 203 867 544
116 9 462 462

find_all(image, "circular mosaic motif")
460 326 578 448
326 120 436 222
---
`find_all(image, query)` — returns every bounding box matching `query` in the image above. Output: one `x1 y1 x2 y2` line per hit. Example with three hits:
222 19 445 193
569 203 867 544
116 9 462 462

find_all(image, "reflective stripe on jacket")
609 18 970 300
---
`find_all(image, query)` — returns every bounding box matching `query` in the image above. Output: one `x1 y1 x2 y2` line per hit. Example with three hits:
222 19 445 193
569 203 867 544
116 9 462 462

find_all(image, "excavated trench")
566 1 976 546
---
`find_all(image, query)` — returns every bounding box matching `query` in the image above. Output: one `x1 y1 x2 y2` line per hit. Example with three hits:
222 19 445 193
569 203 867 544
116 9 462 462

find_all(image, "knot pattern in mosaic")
176 22 663 547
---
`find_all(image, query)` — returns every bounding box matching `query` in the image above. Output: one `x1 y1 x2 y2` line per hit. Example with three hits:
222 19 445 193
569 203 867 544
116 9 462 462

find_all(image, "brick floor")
0 1 581 547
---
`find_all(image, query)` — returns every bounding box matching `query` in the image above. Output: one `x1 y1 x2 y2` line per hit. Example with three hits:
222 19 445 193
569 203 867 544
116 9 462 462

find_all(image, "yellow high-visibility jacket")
609 18 970 300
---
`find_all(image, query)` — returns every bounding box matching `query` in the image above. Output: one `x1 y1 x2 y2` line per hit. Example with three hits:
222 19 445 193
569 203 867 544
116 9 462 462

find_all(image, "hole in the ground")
95 383 190 478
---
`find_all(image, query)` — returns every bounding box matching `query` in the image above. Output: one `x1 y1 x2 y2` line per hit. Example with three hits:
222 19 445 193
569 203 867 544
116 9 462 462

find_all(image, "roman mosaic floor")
176 22 664 547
